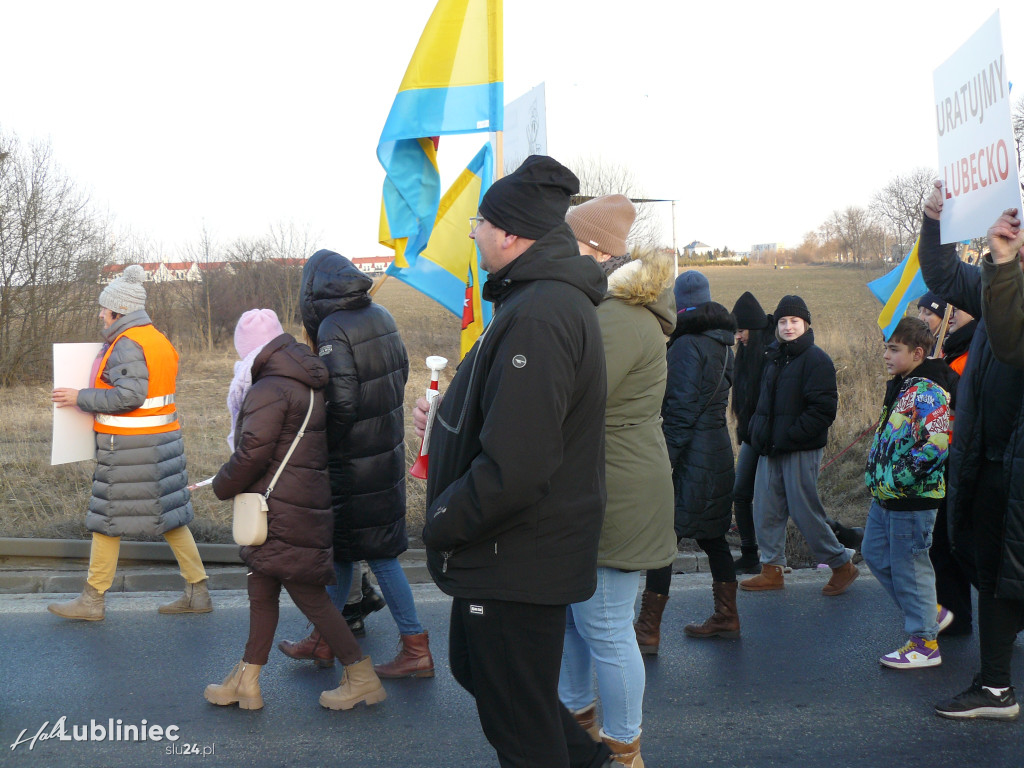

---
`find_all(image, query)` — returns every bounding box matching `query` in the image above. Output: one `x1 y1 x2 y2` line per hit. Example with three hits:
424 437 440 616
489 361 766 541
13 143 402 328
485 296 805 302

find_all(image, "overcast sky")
2 1 1022 258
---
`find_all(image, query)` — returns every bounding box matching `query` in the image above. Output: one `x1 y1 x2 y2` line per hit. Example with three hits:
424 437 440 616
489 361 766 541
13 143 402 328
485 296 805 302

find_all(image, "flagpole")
933 242 970 355
494 131 504 180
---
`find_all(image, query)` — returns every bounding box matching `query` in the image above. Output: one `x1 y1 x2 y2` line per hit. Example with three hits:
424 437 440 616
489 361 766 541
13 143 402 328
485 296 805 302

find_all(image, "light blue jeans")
559 567 645 743
860 501 939 640
327 559 424 636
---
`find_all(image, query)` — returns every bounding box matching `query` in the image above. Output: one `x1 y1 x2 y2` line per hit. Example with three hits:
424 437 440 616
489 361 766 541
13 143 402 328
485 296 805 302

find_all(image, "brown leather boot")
277 627 335 668
319 656 388 710
47 583 105 621
633 590 669 655
158 579 213 614
204 660 263 709
572 701 601 742
739 564 784 591
684 581 740 638
822 560 859 596
373 631 434 678
601 729 644 768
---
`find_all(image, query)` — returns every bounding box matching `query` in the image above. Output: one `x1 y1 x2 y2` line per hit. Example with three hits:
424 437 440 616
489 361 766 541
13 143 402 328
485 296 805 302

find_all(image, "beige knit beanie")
566 194 636 257
99 264 148 314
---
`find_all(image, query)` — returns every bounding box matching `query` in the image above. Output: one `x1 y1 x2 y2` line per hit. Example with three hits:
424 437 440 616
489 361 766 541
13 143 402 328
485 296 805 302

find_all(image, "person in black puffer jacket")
206 310 384 712
288 250 433 680
740 295 859 596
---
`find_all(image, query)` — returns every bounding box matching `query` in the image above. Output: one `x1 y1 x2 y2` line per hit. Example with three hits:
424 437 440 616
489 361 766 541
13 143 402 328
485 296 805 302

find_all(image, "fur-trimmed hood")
605 250 676 334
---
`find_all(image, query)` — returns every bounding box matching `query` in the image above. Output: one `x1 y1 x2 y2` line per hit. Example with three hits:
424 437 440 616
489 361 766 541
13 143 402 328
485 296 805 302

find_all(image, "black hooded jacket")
300 250 410 562
423 223 608 604
748 327 838 456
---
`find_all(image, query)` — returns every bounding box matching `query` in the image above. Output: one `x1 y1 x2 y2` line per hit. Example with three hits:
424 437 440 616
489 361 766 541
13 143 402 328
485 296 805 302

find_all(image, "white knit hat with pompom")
99 264 148 314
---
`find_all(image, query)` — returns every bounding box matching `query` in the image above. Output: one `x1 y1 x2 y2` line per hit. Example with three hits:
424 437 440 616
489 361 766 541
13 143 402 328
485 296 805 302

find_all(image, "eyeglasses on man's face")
469 216 485 234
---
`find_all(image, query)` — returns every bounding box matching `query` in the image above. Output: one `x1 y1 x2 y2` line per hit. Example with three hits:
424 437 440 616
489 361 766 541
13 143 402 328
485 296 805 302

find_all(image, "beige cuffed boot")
204 660 263 710
319 656 387 710
601 728 644 768
159 579 213 614
572 701 601 742
47 583 105 621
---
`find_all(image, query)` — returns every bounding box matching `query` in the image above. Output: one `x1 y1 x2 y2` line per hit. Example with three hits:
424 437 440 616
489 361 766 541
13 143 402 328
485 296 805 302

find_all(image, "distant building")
350 256 394 276
750 243 784 261
682 240 713 257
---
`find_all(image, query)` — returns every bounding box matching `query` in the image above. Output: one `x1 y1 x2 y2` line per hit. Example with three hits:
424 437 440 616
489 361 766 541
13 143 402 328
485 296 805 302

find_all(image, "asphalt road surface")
2 571 1022 767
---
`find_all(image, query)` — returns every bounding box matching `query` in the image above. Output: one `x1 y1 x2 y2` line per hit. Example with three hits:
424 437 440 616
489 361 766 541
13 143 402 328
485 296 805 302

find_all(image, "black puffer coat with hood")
300 250 410 562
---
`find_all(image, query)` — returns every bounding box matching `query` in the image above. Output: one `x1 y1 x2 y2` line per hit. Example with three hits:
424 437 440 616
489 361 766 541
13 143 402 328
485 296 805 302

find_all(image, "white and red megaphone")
410 355 449 479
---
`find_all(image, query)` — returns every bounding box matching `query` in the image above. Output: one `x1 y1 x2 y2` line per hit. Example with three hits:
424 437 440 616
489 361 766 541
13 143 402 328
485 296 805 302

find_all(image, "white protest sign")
500 83 547 171
933 10 1023 244
52 342 102 465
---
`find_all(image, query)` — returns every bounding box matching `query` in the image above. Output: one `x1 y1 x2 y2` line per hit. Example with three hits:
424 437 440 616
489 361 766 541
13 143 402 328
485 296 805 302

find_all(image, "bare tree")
0 130 109 386
564 155 664 254
869 168 935 256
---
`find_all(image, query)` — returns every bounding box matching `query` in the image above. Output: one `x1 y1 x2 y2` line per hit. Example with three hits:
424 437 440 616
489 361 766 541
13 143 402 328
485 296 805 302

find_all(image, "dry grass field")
0 263 894 562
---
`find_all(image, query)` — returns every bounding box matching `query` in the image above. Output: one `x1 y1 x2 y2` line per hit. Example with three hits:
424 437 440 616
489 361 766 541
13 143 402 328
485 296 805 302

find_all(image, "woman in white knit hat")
49 264 211 621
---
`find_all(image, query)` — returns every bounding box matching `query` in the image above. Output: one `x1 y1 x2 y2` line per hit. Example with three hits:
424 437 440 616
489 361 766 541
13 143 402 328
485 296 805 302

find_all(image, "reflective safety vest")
93 325 180 435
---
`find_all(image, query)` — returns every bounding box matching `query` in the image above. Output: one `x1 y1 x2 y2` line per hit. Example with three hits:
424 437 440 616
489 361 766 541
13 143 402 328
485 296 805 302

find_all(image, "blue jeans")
327 559 424 636
559 568 645 743
861 500 939 640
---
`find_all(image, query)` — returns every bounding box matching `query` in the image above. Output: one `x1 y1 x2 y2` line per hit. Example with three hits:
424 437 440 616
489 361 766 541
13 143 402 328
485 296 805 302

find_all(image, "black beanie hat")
917 291 948 318
773 294 811 324
479 155 579 239
732 291 768 330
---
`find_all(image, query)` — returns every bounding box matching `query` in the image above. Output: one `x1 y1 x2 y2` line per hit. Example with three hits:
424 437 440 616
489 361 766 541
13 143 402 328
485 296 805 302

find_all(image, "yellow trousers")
86 527 208 593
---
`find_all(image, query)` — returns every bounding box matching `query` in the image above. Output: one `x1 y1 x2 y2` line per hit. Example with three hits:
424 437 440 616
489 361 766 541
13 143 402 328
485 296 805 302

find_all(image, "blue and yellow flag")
387 142 495 359
867 237 928 341
378 0 503 268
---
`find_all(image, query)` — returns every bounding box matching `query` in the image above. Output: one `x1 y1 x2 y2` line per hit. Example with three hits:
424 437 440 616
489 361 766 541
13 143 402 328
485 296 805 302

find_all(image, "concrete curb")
0 537 713 595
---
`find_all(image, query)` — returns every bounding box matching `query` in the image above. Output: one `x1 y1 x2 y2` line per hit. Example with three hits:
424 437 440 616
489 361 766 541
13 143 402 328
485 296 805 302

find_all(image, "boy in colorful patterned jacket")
862 317 954 670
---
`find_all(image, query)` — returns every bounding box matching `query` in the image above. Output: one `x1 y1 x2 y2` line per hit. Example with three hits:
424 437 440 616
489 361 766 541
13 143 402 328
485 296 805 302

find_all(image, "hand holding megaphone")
410 356 448 479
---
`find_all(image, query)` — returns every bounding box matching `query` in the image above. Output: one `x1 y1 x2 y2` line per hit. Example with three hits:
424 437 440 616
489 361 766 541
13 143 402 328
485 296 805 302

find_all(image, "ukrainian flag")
387 142 494 359
867 237 928 341
378 0 503 268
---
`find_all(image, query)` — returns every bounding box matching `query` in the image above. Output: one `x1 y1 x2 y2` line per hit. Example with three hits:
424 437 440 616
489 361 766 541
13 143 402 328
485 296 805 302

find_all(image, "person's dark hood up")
300 249 373 342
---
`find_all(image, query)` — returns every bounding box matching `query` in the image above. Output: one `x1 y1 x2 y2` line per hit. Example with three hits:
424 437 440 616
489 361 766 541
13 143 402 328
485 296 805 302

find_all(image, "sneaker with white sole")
880 635 941 669
937 605 954 634
935 675 1020 720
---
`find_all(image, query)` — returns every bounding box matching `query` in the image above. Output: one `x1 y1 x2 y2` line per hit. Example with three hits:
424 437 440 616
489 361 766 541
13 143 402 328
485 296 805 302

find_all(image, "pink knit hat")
234 309 284 359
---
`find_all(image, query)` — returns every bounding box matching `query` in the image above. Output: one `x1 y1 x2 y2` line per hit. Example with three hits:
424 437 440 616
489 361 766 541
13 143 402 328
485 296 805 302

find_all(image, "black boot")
342 602 366 637
360 571 386 616
827 518 865 551
733 546 760 575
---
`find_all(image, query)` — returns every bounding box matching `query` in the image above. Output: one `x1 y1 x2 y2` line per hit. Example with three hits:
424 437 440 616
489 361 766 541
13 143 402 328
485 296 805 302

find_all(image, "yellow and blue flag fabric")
387 142 495 359
378 0 503 268
867 237 928 341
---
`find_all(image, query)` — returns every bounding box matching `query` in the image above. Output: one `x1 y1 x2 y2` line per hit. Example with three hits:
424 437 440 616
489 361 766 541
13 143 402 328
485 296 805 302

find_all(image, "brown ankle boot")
373 632 434 678
601 729 644 768
633 590 669 655
158 579 213 614
204 660 263 709
739 564 784 591
572 701 601 742
822 560 859 596
278 627 335 667
319 656 388 710
47 583 105 621
684 581 740 638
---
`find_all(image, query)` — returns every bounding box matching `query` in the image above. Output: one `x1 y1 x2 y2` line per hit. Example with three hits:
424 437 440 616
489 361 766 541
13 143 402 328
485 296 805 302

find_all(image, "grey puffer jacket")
77 310 193 537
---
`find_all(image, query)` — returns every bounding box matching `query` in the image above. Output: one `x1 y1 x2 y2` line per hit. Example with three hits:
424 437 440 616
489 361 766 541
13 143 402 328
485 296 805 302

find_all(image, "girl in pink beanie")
228 309 285 448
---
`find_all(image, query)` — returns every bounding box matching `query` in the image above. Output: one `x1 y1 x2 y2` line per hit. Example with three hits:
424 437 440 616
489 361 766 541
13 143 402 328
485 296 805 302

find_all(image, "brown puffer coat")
213 334 335 585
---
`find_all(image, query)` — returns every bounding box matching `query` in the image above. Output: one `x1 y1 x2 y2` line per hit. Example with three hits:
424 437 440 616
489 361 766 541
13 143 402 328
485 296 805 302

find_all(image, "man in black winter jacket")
413 156 612 768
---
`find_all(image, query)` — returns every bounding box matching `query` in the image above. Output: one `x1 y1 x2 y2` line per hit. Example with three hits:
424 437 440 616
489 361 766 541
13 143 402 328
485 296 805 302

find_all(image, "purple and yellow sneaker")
880 636 941 669
937 605 955 635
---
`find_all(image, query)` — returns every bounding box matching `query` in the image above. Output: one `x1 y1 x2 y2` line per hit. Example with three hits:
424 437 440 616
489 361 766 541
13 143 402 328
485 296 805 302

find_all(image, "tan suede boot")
159 579 213 614
572 701 601 742
204 660 263 710
822 560 859 596
684 581 740 638
601 729 644 768
47 583 105 621
739 564 784 591
633 591 669 655
319 656 388 710
374 632 434 678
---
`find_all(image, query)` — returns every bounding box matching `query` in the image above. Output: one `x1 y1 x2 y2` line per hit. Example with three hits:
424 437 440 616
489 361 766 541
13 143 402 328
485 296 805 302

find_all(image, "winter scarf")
226 345 265 449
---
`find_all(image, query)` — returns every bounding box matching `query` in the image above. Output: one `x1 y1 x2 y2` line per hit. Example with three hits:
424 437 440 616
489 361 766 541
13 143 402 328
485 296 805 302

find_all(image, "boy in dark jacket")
862 317 953 669
740 295 859 596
